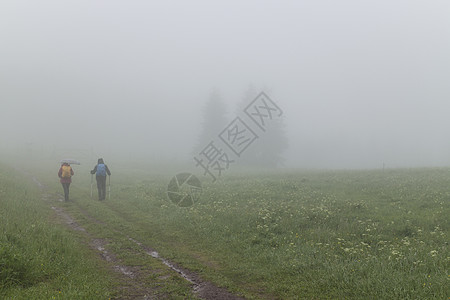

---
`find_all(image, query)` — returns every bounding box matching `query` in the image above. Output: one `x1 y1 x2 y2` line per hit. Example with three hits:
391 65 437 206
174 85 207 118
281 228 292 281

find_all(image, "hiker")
58 162 74 201
90 158 111 200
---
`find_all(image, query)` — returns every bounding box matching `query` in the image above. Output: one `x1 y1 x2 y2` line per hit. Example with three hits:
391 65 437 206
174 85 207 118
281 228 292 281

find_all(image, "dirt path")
32 175 245 299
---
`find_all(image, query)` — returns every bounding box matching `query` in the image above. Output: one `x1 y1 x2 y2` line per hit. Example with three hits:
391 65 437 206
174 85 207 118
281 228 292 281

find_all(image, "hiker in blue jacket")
90 158 111 200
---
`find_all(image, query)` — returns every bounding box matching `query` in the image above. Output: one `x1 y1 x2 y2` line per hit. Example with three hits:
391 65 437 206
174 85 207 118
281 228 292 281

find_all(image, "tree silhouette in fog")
236 86 288 168
193 89 228 154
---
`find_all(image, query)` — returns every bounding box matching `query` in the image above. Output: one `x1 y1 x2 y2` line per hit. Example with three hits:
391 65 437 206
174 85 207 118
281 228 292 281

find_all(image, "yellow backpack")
61 165 72 178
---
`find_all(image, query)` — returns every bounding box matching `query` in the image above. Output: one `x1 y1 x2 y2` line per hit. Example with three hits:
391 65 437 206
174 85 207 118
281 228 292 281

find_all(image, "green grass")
93 167 449 299
0 164 113 299
2 160 449 299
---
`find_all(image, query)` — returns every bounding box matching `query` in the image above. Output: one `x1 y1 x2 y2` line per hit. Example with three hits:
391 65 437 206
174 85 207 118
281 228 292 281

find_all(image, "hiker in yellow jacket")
58 162 74 201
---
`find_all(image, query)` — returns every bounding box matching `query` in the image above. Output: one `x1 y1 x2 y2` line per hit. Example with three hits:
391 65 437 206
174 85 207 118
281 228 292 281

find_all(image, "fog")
1 0 450 169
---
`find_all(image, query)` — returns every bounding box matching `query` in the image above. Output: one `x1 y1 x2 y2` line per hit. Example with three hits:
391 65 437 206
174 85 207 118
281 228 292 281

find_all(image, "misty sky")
1 1 449 168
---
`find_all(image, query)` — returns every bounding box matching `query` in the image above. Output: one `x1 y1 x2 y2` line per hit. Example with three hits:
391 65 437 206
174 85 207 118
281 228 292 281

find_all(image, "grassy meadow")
0 163 113 299
1 159 449 299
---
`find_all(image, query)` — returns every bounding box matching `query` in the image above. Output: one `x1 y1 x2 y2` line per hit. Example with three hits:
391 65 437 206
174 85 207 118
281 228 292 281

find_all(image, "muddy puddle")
128 238 244 299
91 239 136 278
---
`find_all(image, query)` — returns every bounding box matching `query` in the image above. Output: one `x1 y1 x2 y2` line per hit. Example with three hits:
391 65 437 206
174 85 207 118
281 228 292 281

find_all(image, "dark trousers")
61 182 70 201
96 176 107 200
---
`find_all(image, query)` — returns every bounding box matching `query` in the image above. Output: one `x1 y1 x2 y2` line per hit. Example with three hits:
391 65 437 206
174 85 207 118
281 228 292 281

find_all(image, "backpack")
96 164 106 176
61 165 72 178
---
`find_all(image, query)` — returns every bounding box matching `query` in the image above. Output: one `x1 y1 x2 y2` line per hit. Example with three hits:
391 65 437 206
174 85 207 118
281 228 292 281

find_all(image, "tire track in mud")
127 237 243 300
31 175 244 300
29 176 155 298
50 207 140 283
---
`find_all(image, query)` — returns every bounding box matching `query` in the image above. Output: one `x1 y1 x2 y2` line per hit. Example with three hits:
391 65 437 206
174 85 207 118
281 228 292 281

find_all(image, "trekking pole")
90 173 93 198
108 175 111 200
